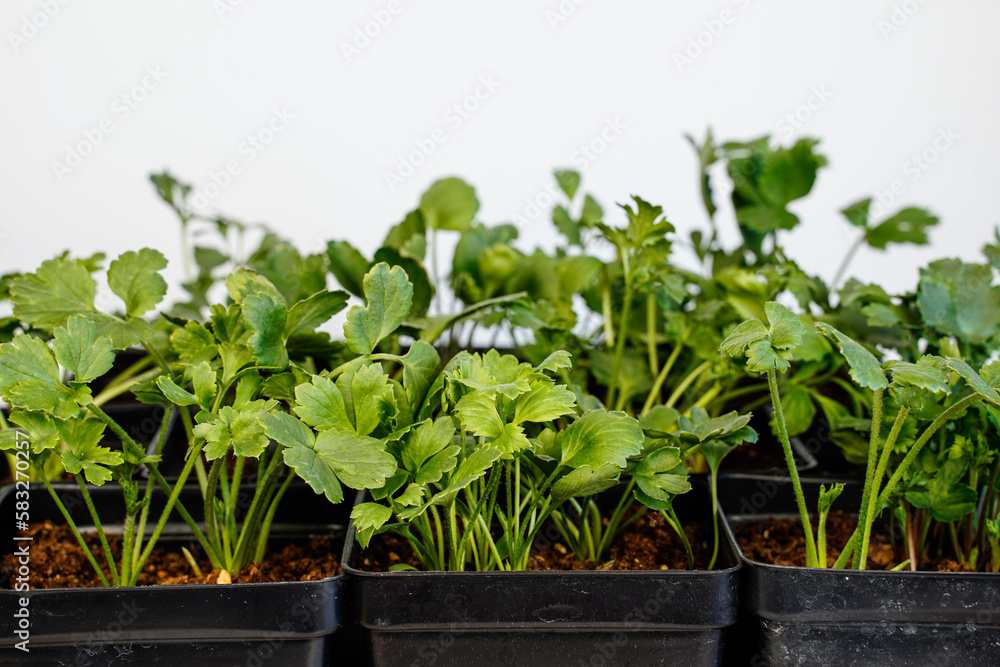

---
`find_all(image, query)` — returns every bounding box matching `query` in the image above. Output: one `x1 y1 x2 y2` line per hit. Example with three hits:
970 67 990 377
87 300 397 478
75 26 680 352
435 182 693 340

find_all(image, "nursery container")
720 475 1000 666
0 480 353 665
344 483 741 666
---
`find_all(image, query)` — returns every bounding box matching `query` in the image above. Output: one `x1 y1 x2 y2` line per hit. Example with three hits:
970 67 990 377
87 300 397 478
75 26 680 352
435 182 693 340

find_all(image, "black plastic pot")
344 484 741 666
0 481 352 665
720 475 1000 666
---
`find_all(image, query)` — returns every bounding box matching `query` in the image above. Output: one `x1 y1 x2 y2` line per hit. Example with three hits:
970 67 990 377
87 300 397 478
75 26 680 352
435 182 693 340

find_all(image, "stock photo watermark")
12 430 31 652
775 85 833 141
673 0 755 72
7 0 72 53
50 66 169 183
189 107 295 211
869 125 958 218
877 0 930 39
383 75 501 192
546 0 590 30
341 0 405 62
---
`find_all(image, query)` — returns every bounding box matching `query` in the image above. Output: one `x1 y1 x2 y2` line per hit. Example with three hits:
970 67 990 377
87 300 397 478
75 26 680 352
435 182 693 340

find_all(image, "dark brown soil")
1 520 340 589
735 511 972 571
357 511 713 572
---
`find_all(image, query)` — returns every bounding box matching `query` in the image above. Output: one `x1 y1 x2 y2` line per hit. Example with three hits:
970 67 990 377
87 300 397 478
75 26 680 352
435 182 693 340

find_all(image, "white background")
2 0 998 302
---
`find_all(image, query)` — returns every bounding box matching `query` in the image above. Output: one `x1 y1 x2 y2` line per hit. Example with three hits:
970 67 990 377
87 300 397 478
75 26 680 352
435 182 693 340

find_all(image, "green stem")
642 342 686 415
646 293 659 378
254 471 294 564
41 475 110 586
204 458 225 564
856 404 907 570
853 387 884 569
601 287 615 348
767 367 818 567
76 475 120 586
708 466 720 570
606 284 635 410
666 360 712 409
664 504 694 570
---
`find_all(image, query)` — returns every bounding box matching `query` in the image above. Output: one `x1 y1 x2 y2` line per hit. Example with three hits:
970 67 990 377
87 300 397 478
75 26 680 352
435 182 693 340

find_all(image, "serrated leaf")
293 375 352 431
350 363 394 436
326 241 370 298
400 341 441 414
400 417 458 484
632 447 690 501
551 463 620 506
344 263 413 355
534 350 572 374
226 268 284 305
53 316 114 383
313 429 396 489
947 358 1000 406
766 302 806 351
513 383 576 424
866 208 939 250
917 259 1000 343
884 357 950 394
455 391 504 439
0 334 78 419
638 405 681 437
243 292 289 369
260 411 315 451
190 361 217 408
7 410 59 453
816 322 888 390
351 502 393 548
10 257 95 329
91 314 156 350
62 433 122 486
284 290 349 336
558 410 643 470
719 319 769 358
108 249 168 317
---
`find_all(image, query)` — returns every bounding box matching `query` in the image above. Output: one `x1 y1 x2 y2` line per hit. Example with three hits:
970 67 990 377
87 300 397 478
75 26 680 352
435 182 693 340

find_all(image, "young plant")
721 301 1000 570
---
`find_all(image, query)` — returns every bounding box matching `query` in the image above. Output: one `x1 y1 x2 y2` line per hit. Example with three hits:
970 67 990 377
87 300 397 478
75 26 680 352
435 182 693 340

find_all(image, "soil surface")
357 511 714 572
735 511 973 571
1 520 340 589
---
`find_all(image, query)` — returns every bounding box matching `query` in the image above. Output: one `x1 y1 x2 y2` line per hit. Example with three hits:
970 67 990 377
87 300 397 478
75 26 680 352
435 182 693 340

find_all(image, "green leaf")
551 463 620 506
11 257 95 329
400 341 441 414
815 322 888 390
638 405 681 437
284 290 349 336
260 411 315 451
226 268 284 305
778 384 816 437
294 375 352 432
284 443 345 503
719 319 769 358
7 410 59 452
534 350 572 374
53 316 114 384
61 420 122 486
558 410 644 470
243 292 289 369
513 383 577 424
0 334 78 419
108 249 168 317
632 446 690 501
190 361 218 409
91 314 156 350
194 400 276 460
946 358 1000 406
344 263 413 355
866 208 939 250
817 483 845 514
156 375 200 407
326 241 370 298
400 417 458 484
351 502 393 548
408 445 502 514
313 429 397 489
554 170 581 200
350 363 394 436
841 198 871 228
455 391 504 439
884 357 950 394
419 177 479 231
917 259 1000 343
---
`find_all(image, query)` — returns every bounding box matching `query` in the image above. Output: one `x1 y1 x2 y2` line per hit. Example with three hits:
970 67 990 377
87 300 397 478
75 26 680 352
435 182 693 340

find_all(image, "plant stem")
856 404 908 570
641 342 685 416
708 465 721 570
666 360 712 409
76 475 120 586
831 233 864 290
646 293 659 378
254 471 294 564
601 287 615 348
853 387 883 569
767 368 818 567
664 505 694 570
41 475 110 586
606 284 635 410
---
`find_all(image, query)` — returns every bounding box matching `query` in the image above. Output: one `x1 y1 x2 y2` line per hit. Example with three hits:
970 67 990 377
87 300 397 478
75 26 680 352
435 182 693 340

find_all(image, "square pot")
0 481 352 665
343 483 741 666
719 475 1000 666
